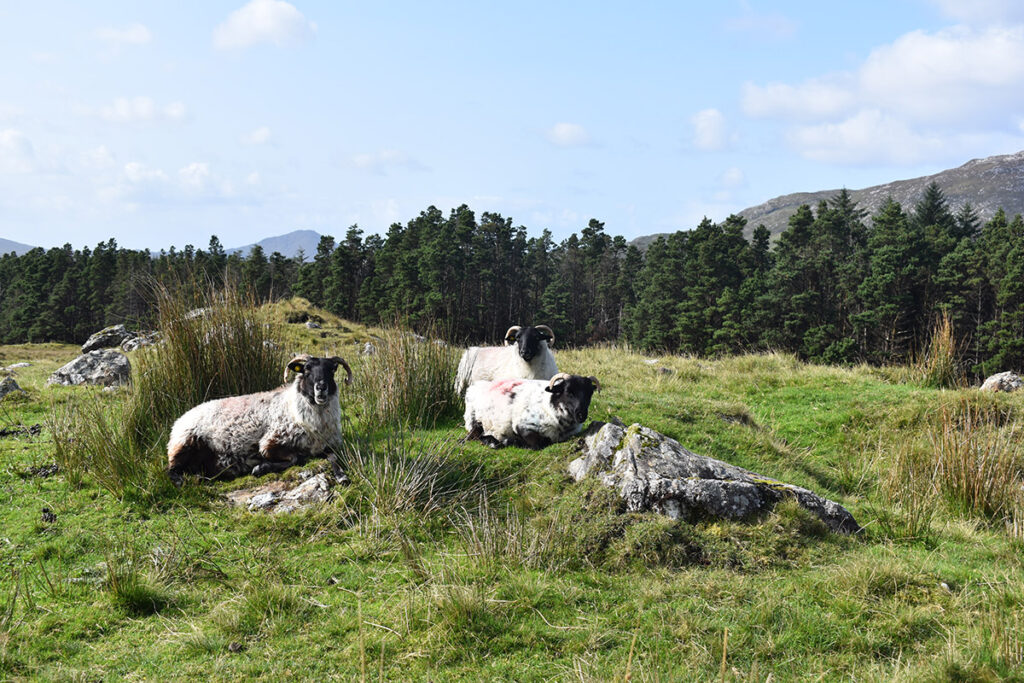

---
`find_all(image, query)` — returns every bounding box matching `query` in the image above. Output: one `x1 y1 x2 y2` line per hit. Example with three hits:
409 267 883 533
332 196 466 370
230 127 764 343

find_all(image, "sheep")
166 354 352 485
463 372 600 449
454 325 558 395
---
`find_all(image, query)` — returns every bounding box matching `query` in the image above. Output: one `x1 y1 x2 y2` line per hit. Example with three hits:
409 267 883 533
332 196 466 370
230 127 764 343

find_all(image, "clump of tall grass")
876 398 1023 536
929 400 1023 522
341 436 486 535
51 277 287 501
913 311 964 389
103 546 174 616
350 328 459 431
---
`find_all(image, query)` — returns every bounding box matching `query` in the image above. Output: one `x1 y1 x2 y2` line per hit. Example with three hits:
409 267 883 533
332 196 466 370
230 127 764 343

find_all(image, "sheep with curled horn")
453 324 558 396
166 354 352 485
463 372 600 449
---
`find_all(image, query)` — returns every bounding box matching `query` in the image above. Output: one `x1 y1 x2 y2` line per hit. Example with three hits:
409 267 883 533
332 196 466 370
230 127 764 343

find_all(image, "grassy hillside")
0 301 1022 680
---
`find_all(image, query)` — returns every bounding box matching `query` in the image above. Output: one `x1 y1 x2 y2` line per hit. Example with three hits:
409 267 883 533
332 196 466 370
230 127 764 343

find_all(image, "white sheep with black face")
454 325 558 396
166 354 352 484
463 372 600 449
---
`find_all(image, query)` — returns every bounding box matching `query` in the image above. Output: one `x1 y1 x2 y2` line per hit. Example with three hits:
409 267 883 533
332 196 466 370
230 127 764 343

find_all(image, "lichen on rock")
569 421 860 534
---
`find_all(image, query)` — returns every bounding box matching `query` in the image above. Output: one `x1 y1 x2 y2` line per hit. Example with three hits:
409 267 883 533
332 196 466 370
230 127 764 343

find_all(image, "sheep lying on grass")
463 372 600 449
166 354 352 485
454 324 558 395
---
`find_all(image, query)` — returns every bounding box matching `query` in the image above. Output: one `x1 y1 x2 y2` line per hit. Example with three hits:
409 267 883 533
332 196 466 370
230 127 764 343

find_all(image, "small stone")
41 508 57 523
247 491 280 511
228 641 243 653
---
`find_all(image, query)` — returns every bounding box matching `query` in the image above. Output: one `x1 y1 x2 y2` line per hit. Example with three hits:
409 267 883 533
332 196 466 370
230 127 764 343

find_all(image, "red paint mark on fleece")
490 379 524 396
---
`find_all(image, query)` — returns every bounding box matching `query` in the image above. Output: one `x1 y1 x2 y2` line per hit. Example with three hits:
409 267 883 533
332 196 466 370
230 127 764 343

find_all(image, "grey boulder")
46 350 131 387
570 422 860 534
980 371 1023 393
0 376 26 400
82 324 136 353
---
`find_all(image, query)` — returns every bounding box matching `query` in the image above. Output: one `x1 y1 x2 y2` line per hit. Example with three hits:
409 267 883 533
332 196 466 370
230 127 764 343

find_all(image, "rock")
570 422 860 534
980 371 1023 392
40 508 57 524
0 376 26 400
3 362 31 372
432 339 448 347
305 321 322 329
224 472 337 513
657 367 673 375
643 359 659 365
46 350 131 387
82 324 136 353
362 341 376 356
247 492 280 511
121 331 161 352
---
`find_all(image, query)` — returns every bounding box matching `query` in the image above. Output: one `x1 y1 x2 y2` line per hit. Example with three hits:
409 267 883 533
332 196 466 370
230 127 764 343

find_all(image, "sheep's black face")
511 326 552 362
293 357 347 405
546 375 598 424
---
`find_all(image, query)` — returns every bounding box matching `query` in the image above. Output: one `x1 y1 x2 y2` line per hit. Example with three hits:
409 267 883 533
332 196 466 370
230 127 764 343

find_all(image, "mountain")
227 229 324 261
738 150 1024 237
630 149 1024 249
0 237 36 256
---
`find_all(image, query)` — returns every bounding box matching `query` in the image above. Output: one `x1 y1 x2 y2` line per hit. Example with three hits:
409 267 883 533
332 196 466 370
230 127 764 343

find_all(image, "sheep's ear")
504 325 521 345
589 376 601 392
287 359 307 375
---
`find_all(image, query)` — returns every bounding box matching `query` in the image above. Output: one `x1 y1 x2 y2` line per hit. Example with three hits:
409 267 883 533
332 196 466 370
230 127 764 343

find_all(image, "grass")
1 299 1023 679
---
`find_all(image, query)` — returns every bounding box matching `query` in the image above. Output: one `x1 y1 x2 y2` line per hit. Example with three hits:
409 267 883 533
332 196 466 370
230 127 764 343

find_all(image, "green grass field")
1 302 1022 681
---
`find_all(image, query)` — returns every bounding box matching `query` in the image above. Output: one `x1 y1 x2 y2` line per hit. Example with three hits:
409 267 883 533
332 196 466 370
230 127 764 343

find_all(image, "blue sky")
3 1 1024 251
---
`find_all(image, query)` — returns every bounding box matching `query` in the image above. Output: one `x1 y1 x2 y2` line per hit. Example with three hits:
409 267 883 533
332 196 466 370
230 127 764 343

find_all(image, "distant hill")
227 229 324 261
630 149 1024 248
0 237 36 256
736 149 1024 237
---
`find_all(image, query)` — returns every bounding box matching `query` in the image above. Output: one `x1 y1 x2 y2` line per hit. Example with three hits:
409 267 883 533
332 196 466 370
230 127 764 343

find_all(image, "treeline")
2 183 1023 377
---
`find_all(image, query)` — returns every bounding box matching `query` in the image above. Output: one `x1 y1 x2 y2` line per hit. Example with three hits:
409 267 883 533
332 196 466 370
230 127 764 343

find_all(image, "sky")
3 0 1024 252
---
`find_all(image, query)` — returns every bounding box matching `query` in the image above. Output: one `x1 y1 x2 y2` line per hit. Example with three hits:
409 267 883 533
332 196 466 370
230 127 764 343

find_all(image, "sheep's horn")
284 354 313 382
330 356 353 385
504 326 521 345
535 325 555 346
548 372 572 388
588 376 600 392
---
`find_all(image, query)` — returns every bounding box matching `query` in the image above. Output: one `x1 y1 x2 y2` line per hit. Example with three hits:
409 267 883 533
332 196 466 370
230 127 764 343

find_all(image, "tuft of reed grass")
929 400 1023 523
103 546 174 616
340 435 486 535
350 329 459 431
51 276 288 501
913 311 965 389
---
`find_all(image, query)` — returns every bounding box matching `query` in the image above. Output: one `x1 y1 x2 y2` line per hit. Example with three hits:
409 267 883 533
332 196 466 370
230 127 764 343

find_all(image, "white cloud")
928 0 1024 25
123 162 168 184
742 77 857 120
214 0 316 50
787 110 945 164
94 23 152 46
81 145 115 171
178 162 211 190
0 129 35 174
352 149 426 173
742 24 1024 164
690 109 732 151
545 122 591 147
89 96 186 124
723 2 797 40
243 126 272 145
718 167 746 188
